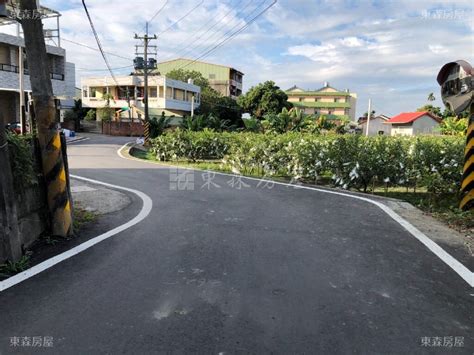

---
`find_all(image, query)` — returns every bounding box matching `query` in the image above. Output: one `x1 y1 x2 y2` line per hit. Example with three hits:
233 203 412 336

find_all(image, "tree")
416 104 442 117
98 93 114 121
362 110 376 119
166 68 243 128
166 69 210 89
427 92 435 102
20 0 72 237
262 107 308 133
439 116 468 136
237 81 292 119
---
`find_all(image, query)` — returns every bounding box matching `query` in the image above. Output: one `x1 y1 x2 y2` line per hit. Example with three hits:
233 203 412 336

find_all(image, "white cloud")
428 44 449 54
2 0 471 118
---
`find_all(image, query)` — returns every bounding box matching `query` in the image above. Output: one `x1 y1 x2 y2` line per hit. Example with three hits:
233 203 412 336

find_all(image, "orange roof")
386 111 441 124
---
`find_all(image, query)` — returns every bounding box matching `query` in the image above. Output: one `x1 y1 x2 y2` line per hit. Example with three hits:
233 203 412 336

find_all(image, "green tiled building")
286 82 357 121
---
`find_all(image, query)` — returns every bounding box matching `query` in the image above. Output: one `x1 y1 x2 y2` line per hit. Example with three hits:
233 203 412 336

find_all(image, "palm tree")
427 93 435 102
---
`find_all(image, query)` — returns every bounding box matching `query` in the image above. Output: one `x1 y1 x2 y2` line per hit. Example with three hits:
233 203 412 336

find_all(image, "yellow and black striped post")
143 120 150 146
39 126 73 237
460 103 474 210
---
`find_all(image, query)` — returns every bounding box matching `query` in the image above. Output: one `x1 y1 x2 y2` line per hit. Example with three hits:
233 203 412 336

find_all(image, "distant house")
385 111 441 136
359 114 391 136
286 82 357 121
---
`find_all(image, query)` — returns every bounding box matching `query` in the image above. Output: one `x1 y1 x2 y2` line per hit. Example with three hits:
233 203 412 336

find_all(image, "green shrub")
149 130 464 194
6 132 37 192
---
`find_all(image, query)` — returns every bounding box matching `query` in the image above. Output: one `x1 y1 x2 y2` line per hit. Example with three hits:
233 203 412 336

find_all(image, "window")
149 87 157 98
209 74 216 79
378 131 385 135
334 98 339 102
328 110 334 115
314 98 319 102
159 86 164 98
314 109 319 115
174 88 185 100
82 87 88 98
166 87 173 99
299 97 304 102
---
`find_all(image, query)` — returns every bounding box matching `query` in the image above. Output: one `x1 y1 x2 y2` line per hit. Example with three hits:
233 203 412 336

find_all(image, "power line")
62 38 132 61
78 65 134 72
156 0 204 38
165 0 254 61
148 0 169 24
81 0 120 85
179 0 276 71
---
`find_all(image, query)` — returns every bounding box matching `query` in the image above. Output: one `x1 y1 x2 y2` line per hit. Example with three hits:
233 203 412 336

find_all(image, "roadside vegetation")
131 130 472 231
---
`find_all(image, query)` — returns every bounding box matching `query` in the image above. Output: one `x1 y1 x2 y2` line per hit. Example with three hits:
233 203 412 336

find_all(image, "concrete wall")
391 125 413 136
0 143 49 263
361 117 391 136
412 115 440 135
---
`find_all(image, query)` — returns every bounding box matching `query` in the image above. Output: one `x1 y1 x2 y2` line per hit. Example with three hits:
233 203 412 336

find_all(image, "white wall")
391 125 413 136
412 115 440 135
361 117 391 136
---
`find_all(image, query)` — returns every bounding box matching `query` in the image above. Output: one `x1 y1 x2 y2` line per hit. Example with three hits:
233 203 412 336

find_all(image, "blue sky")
3 0 472 118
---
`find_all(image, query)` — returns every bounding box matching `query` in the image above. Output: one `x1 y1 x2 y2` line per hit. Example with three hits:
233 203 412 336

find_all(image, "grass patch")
0 255 30 278
73 207 97 232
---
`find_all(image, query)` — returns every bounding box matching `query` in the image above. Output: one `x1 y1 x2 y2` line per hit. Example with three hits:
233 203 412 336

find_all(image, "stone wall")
102 121 144 136
0 139 49 263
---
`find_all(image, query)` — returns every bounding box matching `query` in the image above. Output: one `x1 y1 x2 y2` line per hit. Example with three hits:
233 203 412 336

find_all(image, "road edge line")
118 143 473 287
0 175 153 292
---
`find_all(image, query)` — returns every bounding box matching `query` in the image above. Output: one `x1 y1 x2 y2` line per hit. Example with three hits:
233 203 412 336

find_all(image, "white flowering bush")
150 131 464 194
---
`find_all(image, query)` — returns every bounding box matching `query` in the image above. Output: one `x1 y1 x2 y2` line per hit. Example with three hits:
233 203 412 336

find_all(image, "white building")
386 111 441 136
359 114 391 136
81 75 201 122
0 31 76 124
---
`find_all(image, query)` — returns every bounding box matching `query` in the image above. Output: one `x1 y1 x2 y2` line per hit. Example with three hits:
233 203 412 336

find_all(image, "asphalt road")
0 134 472 354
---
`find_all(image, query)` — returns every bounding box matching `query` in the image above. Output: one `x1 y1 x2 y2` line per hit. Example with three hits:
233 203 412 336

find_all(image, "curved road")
0 134 472 354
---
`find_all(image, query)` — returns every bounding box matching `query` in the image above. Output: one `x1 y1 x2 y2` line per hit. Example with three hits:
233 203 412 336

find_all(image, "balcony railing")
0 63 64 81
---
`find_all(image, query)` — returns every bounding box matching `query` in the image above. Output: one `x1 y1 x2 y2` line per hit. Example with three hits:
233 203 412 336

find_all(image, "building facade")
286 83 357 121
386 111 441 136
359 114 391 136
156 58 243 99
81 75 201 121
0 32 76 123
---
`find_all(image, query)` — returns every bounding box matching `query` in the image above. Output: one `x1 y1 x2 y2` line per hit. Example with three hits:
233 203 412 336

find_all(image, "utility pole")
134 22 156 144
126 87 132 122
365 98 371 137
19 0 72 237
17 22 25 134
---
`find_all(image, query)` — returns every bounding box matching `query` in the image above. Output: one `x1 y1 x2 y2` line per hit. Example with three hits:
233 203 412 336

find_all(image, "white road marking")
66 137 90 144
118 143 474 287
0 175 153 292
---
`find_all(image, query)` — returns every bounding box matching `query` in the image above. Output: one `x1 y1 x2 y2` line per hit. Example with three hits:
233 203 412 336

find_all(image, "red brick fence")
102 121 144 137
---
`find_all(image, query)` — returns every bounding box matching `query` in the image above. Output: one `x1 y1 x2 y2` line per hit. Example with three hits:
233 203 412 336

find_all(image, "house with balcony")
0 5 75 125
156 58 243 99
286 82 357 121
81 74 201 122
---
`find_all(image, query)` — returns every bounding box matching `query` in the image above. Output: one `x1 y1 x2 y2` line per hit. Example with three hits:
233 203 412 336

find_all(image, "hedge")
150 130 464 194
